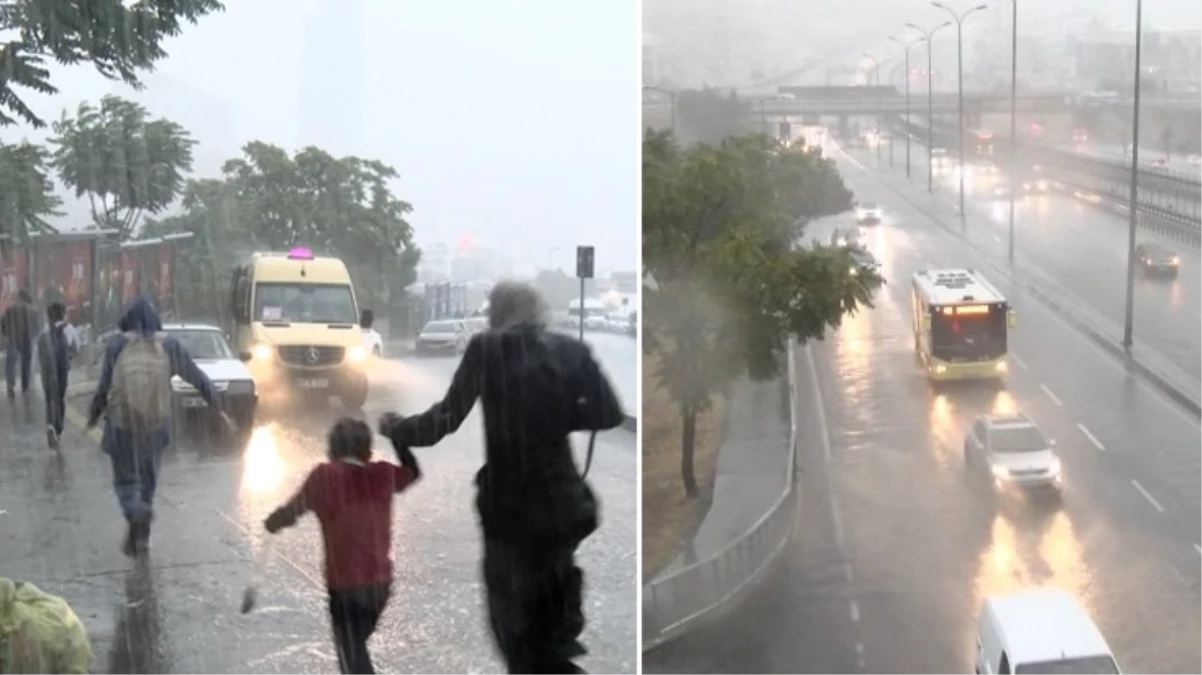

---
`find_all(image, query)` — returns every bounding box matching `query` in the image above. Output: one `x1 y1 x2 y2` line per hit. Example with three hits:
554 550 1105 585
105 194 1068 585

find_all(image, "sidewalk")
653 373 792 579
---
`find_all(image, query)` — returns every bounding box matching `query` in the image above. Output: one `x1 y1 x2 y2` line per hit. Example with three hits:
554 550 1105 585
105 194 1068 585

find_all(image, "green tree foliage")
219 141 419 309
675 88 751 145
146 142 420 316
0 139 62 243
0 0 224 128
49 95 195 237
643 129 881 496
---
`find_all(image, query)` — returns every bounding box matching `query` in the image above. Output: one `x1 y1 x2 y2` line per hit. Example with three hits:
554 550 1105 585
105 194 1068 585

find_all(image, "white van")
976 589 1120 674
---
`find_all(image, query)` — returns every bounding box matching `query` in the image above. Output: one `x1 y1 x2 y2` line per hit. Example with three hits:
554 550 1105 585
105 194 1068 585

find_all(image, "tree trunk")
680 400 700 498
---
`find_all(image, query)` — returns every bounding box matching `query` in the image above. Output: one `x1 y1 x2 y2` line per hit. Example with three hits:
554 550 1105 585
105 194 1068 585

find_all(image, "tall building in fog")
417 242 451 283
299 0 364 152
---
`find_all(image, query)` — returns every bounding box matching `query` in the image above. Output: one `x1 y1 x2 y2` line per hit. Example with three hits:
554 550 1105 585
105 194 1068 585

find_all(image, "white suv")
964 412 1062 494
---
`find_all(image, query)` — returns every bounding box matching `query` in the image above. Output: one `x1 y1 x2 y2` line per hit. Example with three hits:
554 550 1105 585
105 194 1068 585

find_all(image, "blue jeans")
105 425 169 524
4 343 32 392
42 365 68 435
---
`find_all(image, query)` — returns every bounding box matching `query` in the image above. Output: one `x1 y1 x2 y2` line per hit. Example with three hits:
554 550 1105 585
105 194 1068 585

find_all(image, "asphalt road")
860 141 1202 393
572 330 638 416
0 352 638 674
642 163 1201 674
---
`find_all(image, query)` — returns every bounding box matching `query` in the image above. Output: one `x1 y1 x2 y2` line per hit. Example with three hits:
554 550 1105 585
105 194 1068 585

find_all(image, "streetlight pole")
643 85 678 133
932 2 989 233
907 21 951 193
1007 0 1017 263
889 35 920 179
1122 0 1144 350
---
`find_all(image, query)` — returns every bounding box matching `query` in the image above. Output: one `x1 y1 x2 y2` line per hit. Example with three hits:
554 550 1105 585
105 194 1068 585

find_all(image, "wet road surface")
0 351 637 674
642 163 1201 674
565 330 637 416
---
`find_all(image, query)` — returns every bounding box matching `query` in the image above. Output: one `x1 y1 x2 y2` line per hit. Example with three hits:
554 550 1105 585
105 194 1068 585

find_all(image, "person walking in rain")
36 302 79 449
378 280 625 674
1 290 40 398
86 296 228 556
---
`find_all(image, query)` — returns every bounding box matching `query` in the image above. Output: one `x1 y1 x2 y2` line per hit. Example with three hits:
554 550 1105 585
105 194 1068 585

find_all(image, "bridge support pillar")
838 114 850 140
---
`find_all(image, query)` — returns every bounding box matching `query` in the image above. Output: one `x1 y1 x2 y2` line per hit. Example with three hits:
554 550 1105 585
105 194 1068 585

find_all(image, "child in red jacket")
264 417 420 674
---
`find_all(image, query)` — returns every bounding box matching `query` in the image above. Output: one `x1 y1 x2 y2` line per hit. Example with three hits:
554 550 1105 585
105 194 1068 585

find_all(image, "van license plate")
182 397 207 408
297 378 329 389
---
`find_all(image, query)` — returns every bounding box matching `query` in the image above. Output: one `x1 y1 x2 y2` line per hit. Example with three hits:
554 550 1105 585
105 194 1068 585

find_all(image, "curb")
843 146 1202 417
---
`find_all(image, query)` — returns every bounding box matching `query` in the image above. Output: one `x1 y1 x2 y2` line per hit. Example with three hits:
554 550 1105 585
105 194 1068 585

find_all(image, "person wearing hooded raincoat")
86 297 221 555
0 578 92 674
379 281 624 674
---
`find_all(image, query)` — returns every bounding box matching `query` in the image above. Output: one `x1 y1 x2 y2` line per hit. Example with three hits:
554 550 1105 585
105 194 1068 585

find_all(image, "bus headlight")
347 346 367 363
996 361 1008 372
252 344 274 361
935 364 946 374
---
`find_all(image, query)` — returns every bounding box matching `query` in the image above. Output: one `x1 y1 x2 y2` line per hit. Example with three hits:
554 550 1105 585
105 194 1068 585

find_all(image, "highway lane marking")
829 492 846 551
1010 354 1029 371
805 344 834 464
849 600 860 622
1194 543 1201 555
994 234 1003 244
1077 423 1105 451
855 642 866 669
1040 384 1063 406
1130 480 1166 513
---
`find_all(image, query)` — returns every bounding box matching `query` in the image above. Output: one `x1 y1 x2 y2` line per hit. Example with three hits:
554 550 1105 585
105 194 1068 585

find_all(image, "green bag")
0 578 92 674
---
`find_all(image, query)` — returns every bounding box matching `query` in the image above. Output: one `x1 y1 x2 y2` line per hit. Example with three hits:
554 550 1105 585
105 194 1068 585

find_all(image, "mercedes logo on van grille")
306 347 321 364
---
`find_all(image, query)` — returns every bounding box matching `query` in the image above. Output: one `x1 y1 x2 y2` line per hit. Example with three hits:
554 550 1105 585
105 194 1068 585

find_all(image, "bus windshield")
254 283 357 324
1015 656 1120 674
929 304 1008 362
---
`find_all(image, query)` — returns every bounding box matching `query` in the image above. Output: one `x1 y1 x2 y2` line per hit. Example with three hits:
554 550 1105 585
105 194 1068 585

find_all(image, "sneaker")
46 424 59 449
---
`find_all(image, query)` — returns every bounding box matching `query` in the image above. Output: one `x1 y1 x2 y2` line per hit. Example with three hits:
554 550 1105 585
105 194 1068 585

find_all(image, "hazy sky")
4 0 639 274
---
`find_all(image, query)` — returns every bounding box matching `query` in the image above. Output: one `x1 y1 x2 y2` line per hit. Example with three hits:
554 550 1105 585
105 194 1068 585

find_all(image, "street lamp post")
1122 0 1145 349
1006 0 1018 263
932 2 989 233
907 21 952 192
643 85 678 133
889 35 921 179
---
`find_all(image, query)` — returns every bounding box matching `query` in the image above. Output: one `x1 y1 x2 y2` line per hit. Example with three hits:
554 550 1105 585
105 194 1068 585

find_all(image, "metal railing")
641 339 800 651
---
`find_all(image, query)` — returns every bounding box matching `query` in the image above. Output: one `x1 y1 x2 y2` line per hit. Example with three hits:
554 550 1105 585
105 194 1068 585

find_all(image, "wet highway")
0 350 637 673
643 158 1201 673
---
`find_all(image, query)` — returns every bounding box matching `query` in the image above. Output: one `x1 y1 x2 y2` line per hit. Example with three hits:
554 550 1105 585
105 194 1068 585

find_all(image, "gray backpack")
107 332 172 430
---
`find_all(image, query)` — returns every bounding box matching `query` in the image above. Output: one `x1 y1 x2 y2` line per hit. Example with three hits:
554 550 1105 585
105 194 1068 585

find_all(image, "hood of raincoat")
118 296 162 335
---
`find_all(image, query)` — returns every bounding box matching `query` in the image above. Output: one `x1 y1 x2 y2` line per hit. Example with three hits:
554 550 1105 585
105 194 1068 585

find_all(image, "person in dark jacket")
86 297 224 556
1 290 39 397
379 280 624 674
36 302 76 449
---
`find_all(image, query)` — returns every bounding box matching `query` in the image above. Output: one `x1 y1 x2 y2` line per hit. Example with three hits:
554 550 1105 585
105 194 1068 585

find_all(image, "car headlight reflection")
252 344 273 361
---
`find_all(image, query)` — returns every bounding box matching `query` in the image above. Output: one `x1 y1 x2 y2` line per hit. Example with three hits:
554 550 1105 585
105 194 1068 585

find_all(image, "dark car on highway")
1136 242 1180 278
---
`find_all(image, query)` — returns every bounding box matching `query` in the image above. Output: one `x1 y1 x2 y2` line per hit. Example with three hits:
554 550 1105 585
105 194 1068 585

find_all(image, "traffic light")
575 245 594 279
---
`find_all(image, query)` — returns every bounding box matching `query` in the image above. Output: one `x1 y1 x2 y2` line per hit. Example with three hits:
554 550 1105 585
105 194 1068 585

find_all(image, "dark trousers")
483 540 586 674
42 366 68 434
329 584 391 674
4 344 31 392
107 428 167 526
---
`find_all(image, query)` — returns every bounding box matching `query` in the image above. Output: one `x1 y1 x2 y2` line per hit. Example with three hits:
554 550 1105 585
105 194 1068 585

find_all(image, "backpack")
107 332 172 430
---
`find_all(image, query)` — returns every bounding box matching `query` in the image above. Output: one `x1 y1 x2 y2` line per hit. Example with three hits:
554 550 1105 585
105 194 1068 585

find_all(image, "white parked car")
415 319 469 356
162 323 257 446
583 314 608 331
854 201 882 224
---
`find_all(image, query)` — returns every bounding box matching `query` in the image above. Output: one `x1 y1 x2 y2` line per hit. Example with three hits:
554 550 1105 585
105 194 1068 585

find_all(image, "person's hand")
378 412 403 436
263 514 282 534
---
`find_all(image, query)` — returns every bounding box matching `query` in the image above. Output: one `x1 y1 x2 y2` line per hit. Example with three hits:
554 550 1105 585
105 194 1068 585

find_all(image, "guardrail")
641 339 800 652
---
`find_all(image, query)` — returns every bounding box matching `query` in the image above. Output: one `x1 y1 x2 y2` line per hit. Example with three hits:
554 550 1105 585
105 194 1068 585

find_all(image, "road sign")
576 245 594 279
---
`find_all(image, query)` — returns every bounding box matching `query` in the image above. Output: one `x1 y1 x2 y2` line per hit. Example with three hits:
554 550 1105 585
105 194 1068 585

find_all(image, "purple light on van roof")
288 247 314 260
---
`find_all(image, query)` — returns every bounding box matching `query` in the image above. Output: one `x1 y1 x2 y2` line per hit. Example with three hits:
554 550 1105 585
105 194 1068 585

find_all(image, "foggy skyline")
2 0 639 275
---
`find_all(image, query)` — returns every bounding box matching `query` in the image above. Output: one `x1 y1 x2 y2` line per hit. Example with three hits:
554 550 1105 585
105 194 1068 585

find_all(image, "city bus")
973 129 995 157
911 269 1016 382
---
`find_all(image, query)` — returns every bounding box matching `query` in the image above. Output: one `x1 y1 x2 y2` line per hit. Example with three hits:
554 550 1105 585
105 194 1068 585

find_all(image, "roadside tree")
0 140 62 244
643 129 881 497
0 0 224 128
49 95 195 238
